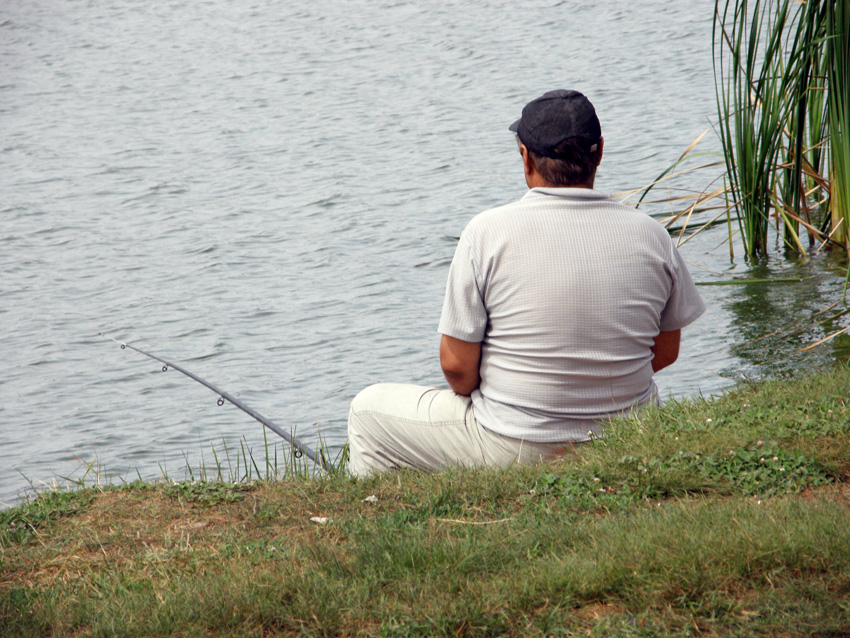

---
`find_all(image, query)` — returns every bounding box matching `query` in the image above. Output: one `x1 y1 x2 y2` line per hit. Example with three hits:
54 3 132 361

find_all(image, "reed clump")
714 0 850 257
2 364 850 637
631 1 850 263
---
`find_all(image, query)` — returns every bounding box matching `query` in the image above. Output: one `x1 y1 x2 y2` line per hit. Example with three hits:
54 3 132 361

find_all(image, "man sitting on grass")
348 89 705 476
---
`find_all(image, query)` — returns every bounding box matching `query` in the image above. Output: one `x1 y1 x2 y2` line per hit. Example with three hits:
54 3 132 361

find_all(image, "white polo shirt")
438 187 706 442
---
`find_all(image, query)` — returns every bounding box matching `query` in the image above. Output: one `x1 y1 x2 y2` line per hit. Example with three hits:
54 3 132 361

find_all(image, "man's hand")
651 329 680 372
440 335 481 396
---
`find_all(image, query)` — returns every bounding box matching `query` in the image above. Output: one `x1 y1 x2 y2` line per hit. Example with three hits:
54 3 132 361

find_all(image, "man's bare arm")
651 329 680 372
440 335 482 396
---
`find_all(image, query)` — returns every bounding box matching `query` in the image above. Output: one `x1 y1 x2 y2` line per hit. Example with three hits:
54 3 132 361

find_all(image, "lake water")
2 0 848 507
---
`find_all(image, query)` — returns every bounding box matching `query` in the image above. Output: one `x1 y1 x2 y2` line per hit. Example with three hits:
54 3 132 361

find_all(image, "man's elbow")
651 329 681 373
439 335 481 396
441 365 479 396
651 350 678 373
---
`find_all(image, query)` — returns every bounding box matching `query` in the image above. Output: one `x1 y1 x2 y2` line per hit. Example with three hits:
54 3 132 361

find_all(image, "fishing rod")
100 333 329 472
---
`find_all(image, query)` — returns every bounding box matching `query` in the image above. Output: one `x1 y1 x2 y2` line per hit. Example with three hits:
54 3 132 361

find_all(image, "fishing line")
100 333 329 471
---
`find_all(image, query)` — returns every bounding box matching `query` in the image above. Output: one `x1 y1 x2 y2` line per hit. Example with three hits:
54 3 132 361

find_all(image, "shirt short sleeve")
437 233 488 342
659 241 706 332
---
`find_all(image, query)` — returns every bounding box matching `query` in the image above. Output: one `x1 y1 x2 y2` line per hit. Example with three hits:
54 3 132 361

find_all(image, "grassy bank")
2 365 850 637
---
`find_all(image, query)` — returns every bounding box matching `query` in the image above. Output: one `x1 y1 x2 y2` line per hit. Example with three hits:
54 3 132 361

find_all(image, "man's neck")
527 175 595 189
525 164 596 189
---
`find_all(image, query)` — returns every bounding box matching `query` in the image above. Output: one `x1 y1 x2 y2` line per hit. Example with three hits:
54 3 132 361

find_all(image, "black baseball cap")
509 89 601 159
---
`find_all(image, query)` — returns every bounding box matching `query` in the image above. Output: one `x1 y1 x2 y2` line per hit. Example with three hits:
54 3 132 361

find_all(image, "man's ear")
596 137 604 165
520 144 535 185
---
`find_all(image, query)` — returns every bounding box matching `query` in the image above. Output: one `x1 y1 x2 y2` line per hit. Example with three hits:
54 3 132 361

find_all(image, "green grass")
2 364 850 637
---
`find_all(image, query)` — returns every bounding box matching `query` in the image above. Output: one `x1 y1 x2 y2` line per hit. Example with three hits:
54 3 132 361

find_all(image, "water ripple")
2 0 847 507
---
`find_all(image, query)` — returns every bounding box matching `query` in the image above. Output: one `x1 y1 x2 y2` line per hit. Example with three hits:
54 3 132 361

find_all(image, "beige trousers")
347 383 579 477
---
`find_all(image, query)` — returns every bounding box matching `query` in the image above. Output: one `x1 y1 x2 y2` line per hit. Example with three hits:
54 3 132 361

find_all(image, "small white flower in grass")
760 457 765 463
593 477 600 483
773 456 779 462
780 467 785 472
598 488 606 493
757 440 764 447
362 495 379 503
743 404 750 408
706 418 713 423
757 500 762 505
674 436 679 440
729 450 735 456
310 516 330 525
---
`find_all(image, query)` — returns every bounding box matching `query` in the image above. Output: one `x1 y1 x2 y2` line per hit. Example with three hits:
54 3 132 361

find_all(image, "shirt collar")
522 187 610 202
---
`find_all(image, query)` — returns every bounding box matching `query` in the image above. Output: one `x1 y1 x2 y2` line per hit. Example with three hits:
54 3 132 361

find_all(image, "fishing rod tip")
100 332 128 348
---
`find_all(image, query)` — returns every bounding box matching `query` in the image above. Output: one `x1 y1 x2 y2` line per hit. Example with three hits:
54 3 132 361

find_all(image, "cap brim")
508 118 520 132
